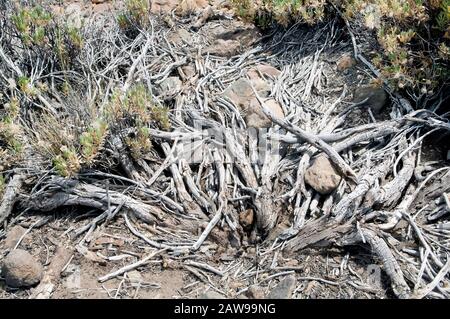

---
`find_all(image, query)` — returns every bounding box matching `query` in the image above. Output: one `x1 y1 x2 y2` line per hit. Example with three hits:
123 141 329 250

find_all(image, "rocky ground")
0 0 449 299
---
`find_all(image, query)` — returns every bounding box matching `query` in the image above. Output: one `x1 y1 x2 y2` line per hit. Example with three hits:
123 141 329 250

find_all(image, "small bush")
231 0 450 95
79 120 108 165
53 146 81 178
117 0 150 35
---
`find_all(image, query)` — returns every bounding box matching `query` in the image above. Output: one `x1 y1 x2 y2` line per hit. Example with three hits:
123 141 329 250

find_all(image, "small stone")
157 76 182 94
1 249 43 288
206 39 241 57
223 78 284 128
252 64 281 79
127 270 143 287
4 225 27 250
245 285 265 299
65 4 83 29
305 154 342 195
151 0 179 14
176 0 209 16
353 85 387 113
223 78 254 109
337 54 355 71
199 290 225 299
239 209 254 229
92 3 110 13
181 64 196 79
168 28 192 44
266 275 296 299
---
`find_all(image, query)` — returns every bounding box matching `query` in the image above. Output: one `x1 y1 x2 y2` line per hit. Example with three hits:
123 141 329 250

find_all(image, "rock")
199 290 225 299
223 78 254 109
444 193 450 212
127 270 143 287
223 78 284 128
263 99 284 120
245 285 265 299
92 0 108 3
353 85 387 113
305 154 342 195
181 64 196 79
157 76 182 95
246 98 284 128
239 209 254 229
337 54 355 71
247 69 271 97
151 0 179 14
207 39 241 57
4 225 27 250
248 64 281 80
168 28 192 45
65 4 83 29
266 275 296 299
176 0 209 16
1 249 43 288
92 3 110 13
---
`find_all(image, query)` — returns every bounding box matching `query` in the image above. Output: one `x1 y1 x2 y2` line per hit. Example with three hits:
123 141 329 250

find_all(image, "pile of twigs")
0 0 449 298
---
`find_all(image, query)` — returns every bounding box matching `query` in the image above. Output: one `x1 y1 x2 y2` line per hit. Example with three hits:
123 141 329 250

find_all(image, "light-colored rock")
223 78 254 109
305 154 342 195
249 64 281 79
223 78 284 128
353 85 387 113
168 28 192 44
1 249 43 288
92 3 111 13
176 0 209 15
127 270 143 287
266 274 296 299
65 4 83 29
151 0 179 13
337 54 355 71
158 76 182 94
246 98 284 128
181 64 196 79
4 225 27 250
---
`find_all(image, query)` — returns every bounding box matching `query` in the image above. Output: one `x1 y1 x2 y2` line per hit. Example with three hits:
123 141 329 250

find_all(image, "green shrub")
231 0 450 95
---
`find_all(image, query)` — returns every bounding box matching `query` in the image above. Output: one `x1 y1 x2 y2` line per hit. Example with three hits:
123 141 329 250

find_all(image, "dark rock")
353 85 387 113
245 285 265 299
1 249 43 288
266 275 296 299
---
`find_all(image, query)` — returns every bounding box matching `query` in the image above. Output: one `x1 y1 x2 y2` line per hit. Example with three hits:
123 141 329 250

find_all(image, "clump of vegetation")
117 0 150 35
79 120 108 166
53 146 81 178
0 174 5 198
0 114 24 171
106 84 170 159
231 0 450 96
10 3 83 71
